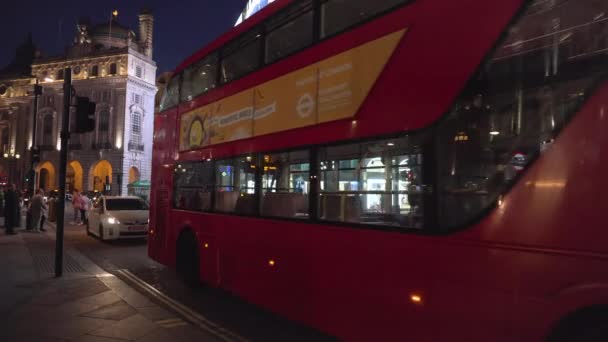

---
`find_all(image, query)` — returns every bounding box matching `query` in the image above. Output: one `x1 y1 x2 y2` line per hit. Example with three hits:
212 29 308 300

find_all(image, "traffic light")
74 96 96 133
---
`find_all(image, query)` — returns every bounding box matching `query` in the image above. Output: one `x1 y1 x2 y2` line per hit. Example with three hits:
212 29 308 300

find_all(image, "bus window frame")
159 0 415 112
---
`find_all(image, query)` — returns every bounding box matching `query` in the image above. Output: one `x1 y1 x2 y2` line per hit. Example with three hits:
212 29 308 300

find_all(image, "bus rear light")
268 259 276 267
410 294 423 304
204 243 209 249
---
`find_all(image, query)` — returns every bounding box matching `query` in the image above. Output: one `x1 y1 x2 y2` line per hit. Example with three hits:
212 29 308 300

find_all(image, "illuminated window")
91 65 99 77
261 150 310 219
215 156 257 214
318 136 428 228
135 66 143 78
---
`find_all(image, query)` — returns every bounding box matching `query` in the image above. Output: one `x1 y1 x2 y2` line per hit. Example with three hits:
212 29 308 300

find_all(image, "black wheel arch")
547 305 608 342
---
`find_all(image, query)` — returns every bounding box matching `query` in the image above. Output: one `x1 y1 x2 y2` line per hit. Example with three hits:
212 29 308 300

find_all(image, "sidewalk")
0 222 222 342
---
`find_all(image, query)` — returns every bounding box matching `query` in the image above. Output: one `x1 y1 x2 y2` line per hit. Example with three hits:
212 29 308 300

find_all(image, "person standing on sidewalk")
30 189 46 233
79 192 91 226
4 184 18 235
72 189 81 224
39 194 48 232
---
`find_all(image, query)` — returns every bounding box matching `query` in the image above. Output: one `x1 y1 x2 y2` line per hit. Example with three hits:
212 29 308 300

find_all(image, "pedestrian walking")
3 184 18 235
30 189 46 233
40 194 48 232
79 192 91 226
72 189 81 224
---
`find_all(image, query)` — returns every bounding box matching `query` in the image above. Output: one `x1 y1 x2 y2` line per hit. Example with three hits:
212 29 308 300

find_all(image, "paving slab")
82 300 138 321
89 313 158 341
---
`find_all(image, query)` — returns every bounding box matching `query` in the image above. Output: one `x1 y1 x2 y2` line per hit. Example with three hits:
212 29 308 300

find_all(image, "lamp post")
29 79 43 196
116 172 123 196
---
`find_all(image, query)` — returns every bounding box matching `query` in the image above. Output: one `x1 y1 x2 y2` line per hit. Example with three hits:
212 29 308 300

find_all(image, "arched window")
57 69 64 80
91 65 99 77
98 109 110 145
109 63 117 75
42 114 54 146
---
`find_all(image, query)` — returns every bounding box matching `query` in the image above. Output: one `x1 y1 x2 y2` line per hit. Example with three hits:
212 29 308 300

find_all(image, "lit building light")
489 131 500 136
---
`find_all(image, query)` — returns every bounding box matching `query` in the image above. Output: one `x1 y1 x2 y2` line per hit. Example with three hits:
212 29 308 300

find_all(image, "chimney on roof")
138 8 154 58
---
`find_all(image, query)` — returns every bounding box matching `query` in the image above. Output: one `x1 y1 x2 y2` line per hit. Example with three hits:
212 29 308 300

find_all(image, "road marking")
116 269 248 342
156 318 188 328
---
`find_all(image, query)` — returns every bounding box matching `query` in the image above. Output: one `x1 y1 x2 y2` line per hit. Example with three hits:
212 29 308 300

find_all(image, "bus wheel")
548 306 608 342
176 230 200 287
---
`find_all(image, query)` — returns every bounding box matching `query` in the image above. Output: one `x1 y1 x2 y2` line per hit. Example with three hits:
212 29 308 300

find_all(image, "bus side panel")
149 109 178 265
462 82 608 340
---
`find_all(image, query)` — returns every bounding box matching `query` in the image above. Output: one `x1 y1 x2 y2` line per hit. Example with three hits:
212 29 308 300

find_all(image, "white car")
87 196 149 241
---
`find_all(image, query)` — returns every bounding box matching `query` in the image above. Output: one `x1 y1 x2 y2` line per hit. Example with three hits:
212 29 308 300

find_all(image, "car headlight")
107 217 120 225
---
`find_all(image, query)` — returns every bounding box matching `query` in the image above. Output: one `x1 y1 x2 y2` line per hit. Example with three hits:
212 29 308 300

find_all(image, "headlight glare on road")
107 217 120 225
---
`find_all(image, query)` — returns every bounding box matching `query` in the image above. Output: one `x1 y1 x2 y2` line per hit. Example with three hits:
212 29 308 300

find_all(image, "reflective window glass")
160 74 180 110
173 162 214 212
265 1 314 64
181 53 218 102
221 31 262 84
436 0 608 228
321 0 410 38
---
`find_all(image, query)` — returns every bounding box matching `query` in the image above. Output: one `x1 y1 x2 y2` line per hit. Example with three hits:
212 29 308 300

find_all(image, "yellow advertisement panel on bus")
180 29 406 151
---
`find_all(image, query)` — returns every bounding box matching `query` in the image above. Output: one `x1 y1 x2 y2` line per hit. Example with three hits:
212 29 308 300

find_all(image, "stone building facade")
0 11 157 195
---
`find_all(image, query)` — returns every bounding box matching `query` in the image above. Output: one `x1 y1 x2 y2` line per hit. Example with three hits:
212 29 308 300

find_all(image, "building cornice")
127 76 157 92
33 49 129 66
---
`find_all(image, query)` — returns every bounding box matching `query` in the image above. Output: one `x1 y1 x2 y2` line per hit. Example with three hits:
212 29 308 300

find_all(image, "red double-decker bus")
149 0 608 340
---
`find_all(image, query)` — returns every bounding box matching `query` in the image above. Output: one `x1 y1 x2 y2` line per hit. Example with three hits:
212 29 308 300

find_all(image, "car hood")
107 210 149 224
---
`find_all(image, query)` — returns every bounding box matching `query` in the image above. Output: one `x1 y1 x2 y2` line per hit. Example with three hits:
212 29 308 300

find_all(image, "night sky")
0 0 246 74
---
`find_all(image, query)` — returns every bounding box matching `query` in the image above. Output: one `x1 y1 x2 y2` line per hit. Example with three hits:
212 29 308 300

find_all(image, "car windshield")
105 198 149 211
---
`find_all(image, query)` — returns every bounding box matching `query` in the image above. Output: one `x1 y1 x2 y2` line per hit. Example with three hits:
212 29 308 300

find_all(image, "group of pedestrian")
3 185 92 235
3 185 47 235
71 189 91 225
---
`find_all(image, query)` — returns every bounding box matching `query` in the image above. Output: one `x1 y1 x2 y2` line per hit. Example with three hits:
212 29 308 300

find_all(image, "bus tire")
176 230 200 287
547 306 608 342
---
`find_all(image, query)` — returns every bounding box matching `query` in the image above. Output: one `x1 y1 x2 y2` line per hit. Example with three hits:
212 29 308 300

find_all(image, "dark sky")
0 0 246 74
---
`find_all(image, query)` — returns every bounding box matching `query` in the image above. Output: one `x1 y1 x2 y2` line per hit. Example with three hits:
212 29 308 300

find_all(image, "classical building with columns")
0 10 157 195
0 34 37 188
